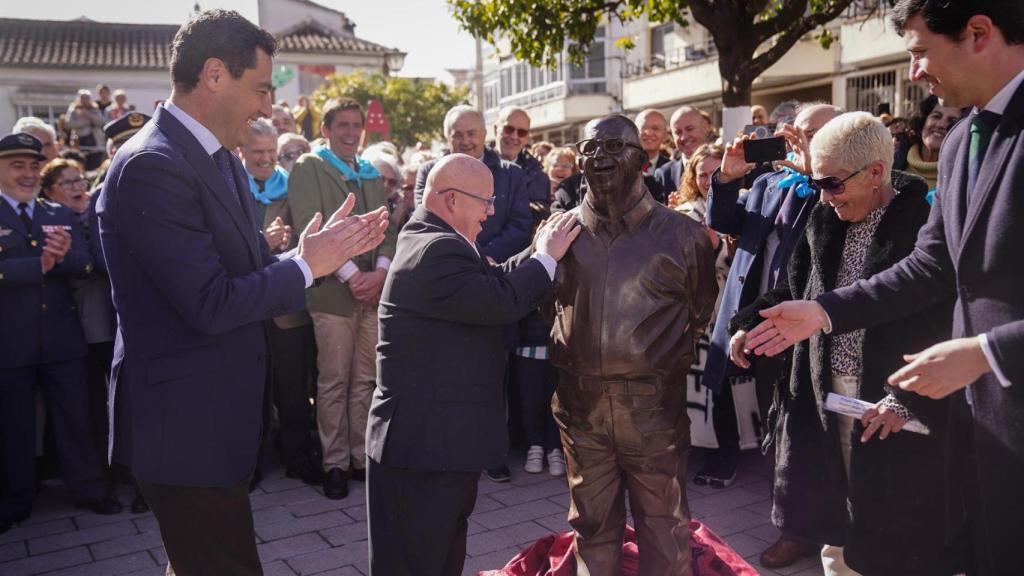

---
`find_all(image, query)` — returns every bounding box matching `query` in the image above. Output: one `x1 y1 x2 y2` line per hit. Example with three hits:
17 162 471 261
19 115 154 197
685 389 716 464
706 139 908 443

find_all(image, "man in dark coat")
365 153 579 576
98 10 389 573
746 3 1024 573
0 133 117 534
415 106 533 263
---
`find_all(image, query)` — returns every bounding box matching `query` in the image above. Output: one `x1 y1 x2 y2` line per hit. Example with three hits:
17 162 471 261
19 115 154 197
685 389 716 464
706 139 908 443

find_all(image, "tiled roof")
275 22 393 55
0 16 396 71
0 17 177 70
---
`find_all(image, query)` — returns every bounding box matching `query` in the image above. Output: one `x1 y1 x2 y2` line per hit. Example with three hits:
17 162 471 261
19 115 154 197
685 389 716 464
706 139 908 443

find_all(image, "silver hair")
443 105 483 136
810 112 893 182
249 118 278 139
795 101 844 116
272 105 294 120
497 106 529 125
362 144 401 181
13 116 56 140
277 132 309 151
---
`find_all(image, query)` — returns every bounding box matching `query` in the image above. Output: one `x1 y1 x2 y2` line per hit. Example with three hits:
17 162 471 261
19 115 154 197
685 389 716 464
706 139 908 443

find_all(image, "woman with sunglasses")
728 113 962 576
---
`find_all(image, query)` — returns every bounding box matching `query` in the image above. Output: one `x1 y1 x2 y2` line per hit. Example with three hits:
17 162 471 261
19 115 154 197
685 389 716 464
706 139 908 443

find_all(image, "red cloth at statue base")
479 521 757 576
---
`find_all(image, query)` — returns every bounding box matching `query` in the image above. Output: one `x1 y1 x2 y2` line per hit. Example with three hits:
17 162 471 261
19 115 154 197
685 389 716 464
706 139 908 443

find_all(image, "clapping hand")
887 337 993 399
40 228 72 274
298 194 390 279
264 216 292 253
534 212 582 261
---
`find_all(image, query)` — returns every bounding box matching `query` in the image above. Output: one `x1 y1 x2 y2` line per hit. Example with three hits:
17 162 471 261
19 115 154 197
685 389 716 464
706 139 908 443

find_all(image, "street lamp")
384 51 407 76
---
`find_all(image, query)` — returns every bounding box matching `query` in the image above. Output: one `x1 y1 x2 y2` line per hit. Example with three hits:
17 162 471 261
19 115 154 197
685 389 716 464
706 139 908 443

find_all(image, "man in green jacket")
287 97 398 499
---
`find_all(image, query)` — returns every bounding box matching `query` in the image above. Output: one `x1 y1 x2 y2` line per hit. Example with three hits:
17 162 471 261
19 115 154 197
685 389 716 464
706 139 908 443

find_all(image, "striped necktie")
967 110 1000 198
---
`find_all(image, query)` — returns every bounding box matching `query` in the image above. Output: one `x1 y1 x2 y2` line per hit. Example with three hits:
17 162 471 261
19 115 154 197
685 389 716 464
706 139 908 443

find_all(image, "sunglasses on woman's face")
502 125 529 139
810 167 865 195
575 138 645 158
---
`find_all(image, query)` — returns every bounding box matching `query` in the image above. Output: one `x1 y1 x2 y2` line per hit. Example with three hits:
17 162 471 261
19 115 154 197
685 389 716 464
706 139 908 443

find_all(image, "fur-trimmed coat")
730 172 963 576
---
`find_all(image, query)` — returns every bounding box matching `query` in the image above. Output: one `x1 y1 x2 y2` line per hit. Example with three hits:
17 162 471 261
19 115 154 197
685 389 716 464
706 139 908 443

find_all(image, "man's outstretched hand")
888 337 993 399
535 212 582 262
745 300 831 357
298 194 390 278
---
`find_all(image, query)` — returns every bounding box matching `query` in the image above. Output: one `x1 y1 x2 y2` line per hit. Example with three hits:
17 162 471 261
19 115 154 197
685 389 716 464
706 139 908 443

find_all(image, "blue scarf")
777 167 814 199
315 146 379 184
926 188 936 206
247 165 290 205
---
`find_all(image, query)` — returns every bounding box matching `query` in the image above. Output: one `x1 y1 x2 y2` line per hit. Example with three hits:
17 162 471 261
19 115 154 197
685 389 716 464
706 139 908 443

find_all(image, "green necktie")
967 110 1000 197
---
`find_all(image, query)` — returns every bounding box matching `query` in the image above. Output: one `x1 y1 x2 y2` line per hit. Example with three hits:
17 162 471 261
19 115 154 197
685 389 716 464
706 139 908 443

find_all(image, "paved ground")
0 450 824 576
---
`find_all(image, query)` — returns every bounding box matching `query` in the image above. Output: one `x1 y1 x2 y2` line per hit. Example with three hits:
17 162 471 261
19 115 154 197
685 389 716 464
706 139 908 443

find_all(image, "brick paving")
0 450 824 576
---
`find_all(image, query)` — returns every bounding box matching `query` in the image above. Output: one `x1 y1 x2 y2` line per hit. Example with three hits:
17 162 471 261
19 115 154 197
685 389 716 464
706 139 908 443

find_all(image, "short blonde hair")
810 112 893 182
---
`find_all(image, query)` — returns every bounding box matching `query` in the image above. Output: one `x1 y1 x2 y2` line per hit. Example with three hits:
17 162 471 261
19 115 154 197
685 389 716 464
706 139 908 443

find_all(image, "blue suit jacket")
817 81 1024 568
0 197 92 369
702 170 817 392
98 105 307 486
655 157 684 193
414 148 533 262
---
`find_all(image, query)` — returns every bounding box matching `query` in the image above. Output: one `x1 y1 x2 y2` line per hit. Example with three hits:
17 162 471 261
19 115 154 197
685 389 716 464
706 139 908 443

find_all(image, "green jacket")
287 152 398 317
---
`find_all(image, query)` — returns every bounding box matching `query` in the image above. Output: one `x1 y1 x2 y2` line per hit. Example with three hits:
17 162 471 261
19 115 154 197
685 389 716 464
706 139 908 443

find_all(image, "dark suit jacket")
366 207 552 471
98 105 307 486
0 197 92 369
414 148 533 262
817 81 1024 571
655 157 684 193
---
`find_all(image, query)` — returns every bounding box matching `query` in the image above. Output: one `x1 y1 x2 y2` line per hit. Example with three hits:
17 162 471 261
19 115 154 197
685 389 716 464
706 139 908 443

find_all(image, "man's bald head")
669 106 713 158
794 103 843 143
424 153 495 243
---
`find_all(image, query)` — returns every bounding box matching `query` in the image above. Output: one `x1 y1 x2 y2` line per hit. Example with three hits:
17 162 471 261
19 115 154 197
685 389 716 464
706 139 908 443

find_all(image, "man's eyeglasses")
438 187 497 208
810 168 865 195
575 138 645 158
58 177 89 189
502 125 530 139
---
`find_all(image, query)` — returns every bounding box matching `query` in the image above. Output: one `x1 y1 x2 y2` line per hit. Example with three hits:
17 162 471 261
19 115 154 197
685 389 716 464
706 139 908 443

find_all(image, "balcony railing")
621 41 718 79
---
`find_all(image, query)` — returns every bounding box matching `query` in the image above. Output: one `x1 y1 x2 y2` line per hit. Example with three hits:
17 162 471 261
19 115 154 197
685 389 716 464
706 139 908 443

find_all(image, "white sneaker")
547 449 566 477
524 445 544 474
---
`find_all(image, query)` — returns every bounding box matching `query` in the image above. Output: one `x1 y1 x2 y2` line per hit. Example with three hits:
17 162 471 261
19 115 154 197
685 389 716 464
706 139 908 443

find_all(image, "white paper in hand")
824 393 930 435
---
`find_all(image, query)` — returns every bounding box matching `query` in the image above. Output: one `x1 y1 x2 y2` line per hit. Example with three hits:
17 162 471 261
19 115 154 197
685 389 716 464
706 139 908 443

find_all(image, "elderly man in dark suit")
745 2 1024 573
0 133 116 535
98 10 389 574
366 153 580 576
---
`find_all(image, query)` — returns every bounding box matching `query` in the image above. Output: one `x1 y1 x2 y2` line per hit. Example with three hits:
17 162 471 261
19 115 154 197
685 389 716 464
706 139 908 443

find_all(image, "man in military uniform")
0 133 118 534
549 116 717 575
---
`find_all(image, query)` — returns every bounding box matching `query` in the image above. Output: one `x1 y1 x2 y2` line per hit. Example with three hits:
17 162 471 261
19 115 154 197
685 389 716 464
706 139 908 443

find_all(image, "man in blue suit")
0 133 117 535
97 10 388 574
415 105 533 264
704 103 839 568
745 2 1024 573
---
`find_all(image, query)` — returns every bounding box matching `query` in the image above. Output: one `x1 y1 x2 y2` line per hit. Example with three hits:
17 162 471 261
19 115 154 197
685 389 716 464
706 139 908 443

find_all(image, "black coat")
366 207 552 471
732 173 962 576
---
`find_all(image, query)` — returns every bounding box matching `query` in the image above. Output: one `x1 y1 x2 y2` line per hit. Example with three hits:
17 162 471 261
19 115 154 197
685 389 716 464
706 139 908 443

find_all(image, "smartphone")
744 136 787 164
743 123 777 139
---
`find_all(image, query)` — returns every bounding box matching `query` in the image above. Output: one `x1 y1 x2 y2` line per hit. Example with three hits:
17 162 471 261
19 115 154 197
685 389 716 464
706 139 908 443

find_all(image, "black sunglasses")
575 138 645 158
502 125 530 139
809 168 864 195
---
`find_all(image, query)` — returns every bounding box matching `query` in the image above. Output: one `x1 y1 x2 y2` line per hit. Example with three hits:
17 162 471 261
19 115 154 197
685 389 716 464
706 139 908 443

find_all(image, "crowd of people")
1 1 1022 575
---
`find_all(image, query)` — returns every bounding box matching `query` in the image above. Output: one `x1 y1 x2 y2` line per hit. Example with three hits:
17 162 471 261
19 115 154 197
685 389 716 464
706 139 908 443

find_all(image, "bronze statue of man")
549 115 717 575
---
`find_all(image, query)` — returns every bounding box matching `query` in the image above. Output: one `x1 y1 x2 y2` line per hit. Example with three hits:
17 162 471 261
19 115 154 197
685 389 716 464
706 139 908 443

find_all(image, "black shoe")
130 492 149 514
286 461 327 486
75 495 123 515
323 467 349 500
350 468 366 482
706 455 738 489
485 464 511 483
693 452 719 486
